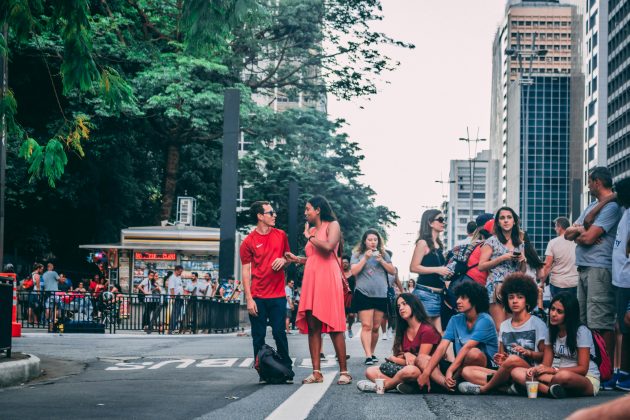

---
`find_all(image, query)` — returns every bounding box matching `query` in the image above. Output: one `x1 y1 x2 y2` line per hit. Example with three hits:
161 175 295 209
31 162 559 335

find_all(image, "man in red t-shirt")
240 201 293 381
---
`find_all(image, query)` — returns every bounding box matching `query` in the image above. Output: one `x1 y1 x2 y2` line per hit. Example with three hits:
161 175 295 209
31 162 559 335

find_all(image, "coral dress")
296 222 346 333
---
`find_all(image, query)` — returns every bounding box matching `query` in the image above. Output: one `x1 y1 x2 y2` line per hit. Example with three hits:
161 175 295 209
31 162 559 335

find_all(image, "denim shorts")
412 286 442 317
486 281 503 304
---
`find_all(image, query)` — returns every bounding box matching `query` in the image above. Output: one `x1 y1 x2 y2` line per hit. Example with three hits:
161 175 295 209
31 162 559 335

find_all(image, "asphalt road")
0 327 624 419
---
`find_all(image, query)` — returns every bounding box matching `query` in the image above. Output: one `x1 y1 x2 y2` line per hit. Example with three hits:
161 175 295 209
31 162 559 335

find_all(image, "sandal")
337 371 352 385
302 370 324 384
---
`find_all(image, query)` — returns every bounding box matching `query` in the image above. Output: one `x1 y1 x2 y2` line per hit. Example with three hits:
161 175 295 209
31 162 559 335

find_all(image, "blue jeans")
550 284 577 298
249 297 291 368
412 286 442 317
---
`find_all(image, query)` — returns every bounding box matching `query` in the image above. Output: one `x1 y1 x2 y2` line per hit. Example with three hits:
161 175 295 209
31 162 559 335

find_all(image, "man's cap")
475 213 494 227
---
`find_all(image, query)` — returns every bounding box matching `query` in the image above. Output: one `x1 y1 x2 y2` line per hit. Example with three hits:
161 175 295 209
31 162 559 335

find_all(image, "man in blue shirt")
409 281 497 393
565 166 622 360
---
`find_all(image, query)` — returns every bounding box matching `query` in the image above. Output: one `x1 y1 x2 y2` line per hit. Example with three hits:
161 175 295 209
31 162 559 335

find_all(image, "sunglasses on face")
262 211 276 216
432 217 445 223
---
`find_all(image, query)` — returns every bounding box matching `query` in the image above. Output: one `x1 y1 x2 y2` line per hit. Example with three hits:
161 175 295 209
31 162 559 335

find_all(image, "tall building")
487 0 584 254
607 0 630 182
446 150 490 249
582 0 609 205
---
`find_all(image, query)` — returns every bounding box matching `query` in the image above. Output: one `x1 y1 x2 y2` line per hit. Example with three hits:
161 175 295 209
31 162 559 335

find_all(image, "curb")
0 354 41 388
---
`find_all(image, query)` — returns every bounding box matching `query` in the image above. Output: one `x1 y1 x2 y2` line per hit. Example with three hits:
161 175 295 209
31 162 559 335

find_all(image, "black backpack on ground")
255 344 294 384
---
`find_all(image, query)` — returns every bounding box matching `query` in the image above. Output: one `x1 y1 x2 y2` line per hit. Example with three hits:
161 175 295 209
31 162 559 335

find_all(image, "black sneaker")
549 384 567 399
259 377 267 384
335 355 351 361
396 382 423 394
364 357 374 366
371 355 379 362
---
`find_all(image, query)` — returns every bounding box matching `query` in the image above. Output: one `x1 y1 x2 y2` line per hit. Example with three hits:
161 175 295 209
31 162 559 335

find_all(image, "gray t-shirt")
575 201 622 268
545 325 600 379
499 316 547 365
612 208 630 288
350 252 392 298
42 270 59 292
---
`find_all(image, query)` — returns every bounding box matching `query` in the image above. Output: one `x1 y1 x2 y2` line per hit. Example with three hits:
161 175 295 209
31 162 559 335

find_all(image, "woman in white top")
511 292 601 398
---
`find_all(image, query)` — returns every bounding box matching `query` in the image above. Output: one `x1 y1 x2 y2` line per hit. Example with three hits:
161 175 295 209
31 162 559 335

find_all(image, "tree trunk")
160 144 180 223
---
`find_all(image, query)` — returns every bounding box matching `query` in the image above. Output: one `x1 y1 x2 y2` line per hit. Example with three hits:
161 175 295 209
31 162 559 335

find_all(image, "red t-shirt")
466 243 488 287
239 228 290 299
402 323 441 355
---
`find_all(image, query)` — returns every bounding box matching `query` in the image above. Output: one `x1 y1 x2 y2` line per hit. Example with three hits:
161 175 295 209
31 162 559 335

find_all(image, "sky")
327 0 507 278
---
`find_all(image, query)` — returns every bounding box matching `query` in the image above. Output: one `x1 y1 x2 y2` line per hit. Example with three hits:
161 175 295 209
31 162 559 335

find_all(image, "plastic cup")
526 381 539 398
375 378 385 394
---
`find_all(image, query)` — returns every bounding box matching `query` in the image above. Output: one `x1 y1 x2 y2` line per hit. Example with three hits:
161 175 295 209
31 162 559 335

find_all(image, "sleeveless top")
417 248 446 289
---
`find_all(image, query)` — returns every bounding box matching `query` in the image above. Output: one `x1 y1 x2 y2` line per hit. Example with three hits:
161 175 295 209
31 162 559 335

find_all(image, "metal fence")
16 291 241 334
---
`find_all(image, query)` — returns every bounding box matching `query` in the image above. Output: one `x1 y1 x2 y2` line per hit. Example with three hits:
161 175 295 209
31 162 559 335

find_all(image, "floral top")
485 235 524 284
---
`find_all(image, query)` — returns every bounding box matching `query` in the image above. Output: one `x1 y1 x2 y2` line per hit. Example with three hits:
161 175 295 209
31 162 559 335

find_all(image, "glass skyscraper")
518 76 571 254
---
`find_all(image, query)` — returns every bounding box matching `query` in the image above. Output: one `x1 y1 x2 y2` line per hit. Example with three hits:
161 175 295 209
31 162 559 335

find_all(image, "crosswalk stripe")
265 370 338 420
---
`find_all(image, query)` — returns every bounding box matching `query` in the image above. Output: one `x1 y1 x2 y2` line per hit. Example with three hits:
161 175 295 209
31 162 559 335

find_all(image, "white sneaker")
458 381 481 395
357 380 377 393
382 333 388 341
387 330 393 340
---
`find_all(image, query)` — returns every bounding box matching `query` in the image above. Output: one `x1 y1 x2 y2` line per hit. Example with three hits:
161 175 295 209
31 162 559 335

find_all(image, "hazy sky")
328 0 507 278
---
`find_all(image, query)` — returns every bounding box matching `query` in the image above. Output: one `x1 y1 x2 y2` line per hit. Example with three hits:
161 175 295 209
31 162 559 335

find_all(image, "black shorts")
351 289 388 313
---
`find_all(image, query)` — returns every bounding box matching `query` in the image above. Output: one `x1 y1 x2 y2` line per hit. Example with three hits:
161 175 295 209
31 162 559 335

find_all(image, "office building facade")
487 0 583 254
446 150 490 249
607 0 630 181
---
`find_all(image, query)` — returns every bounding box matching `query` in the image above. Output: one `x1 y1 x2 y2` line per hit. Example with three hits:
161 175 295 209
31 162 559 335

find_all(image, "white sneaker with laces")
357 380 377 393
458 381 481 395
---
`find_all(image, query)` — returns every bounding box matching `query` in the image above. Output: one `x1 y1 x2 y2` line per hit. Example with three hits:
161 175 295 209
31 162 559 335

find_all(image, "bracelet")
308 235 315 241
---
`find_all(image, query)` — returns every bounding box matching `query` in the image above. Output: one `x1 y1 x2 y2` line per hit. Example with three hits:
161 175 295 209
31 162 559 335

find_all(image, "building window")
588 122 596 140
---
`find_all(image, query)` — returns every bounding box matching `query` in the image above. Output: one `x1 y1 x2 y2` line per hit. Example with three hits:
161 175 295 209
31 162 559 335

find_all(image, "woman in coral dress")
286 196 351 385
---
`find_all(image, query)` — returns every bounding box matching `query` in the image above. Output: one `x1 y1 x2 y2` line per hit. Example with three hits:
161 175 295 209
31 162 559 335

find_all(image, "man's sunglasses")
262 210 277 216
433 217 445 223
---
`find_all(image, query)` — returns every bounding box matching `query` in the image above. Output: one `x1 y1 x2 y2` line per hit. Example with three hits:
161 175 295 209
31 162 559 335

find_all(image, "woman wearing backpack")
511 292 601 398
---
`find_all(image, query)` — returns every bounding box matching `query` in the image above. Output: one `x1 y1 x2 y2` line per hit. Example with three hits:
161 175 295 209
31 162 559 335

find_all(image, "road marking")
103 357 331 370
265 370 337 420
239 358 254 367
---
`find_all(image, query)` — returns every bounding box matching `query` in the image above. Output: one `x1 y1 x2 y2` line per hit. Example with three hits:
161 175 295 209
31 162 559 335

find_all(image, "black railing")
16 291 241 334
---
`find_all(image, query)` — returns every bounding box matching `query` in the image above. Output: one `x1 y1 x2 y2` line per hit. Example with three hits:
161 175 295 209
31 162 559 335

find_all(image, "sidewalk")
0 353 41 388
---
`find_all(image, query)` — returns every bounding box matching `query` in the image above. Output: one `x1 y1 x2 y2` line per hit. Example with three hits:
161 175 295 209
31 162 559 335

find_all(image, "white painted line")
239 358 254 367
265 370 338 420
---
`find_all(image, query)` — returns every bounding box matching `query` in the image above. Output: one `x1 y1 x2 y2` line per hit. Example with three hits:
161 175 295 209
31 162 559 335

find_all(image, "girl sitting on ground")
458 273 547 394
511 292 601 398
357 293 441 393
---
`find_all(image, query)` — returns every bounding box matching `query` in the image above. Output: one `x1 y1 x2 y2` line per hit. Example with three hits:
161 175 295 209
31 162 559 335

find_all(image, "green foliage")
3 0 407 274
240 108 398 252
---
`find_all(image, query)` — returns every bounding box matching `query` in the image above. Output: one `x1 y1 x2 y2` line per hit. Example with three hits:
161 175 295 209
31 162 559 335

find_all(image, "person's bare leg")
461 365 494 385
381 314 387 334
329 331 348 372
430 316 442 335
306 312 323 379
480 356 529 393
371 310 385 354
365 366 382 381
511 368 552 395
551 370 594 397
358 310 374 358
597 329 615 364
489 303 506 332
384 366 421 390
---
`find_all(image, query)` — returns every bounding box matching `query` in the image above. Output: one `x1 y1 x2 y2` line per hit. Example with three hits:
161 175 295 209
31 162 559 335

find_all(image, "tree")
239 107 398 253
3 1 412 219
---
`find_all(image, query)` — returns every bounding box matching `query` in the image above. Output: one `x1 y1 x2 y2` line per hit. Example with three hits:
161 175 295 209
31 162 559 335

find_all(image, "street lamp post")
459 127 486 222
504 33 547 228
